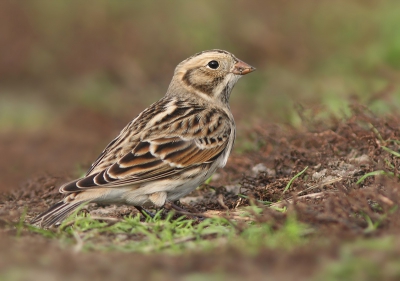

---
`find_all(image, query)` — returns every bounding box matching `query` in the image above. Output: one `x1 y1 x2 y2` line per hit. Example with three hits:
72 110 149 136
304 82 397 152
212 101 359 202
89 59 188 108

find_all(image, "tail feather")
31 200 89 228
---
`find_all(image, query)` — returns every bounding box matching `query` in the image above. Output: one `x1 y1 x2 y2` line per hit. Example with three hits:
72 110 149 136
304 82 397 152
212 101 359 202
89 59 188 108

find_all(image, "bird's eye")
207 60 219 69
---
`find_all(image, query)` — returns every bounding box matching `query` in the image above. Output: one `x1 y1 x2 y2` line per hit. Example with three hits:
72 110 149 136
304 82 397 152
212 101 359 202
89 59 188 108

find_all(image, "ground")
1 103 399 281
2 1 400 280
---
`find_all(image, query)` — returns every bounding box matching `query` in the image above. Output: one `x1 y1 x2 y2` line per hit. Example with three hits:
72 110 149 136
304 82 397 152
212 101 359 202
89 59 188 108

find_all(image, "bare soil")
0 105 399 280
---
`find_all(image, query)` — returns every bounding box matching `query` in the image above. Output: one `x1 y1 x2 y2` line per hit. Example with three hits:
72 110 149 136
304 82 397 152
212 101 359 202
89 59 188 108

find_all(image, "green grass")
315 237 400 281
2 2 400 279
356 133 400 184
362 206 398 234
0 96 53 131
356 170 396 184
26 208 308 254
282 166 309 195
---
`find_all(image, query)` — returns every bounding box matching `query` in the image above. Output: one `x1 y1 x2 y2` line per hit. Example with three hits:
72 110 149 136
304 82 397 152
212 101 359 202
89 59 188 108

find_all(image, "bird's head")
169 49 255 104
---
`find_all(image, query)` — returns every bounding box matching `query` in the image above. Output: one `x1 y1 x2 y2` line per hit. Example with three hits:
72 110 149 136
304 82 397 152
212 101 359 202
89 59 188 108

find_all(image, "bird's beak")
232 60 256 75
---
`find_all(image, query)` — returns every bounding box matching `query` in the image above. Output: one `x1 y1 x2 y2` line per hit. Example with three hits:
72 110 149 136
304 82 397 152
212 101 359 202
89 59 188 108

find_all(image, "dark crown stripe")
185 49 231 61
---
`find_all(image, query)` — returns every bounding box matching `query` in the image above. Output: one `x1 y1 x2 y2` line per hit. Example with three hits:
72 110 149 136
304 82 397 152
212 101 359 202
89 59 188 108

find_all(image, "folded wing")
60 102 233 193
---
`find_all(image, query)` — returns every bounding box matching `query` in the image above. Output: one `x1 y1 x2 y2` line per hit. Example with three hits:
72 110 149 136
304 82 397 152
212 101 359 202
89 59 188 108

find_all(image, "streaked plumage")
31 49 255 228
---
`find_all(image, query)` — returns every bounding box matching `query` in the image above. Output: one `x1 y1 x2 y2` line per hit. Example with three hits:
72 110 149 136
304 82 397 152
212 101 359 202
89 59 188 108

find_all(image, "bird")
31 49 255 228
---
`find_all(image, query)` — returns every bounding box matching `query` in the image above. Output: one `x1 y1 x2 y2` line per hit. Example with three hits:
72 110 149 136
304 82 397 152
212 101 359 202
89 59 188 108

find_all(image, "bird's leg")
134 206 155 219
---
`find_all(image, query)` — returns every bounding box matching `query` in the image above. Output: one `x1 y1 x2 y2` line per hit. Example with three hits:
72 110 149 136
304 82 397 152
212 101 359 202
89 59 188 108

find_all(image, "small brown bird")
32 49 255 228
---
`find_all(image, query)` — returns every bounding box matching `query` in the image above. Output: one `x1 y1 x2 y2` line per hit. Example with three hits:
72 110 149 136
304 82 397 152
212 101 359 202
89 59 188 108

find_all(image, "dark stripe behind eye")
182 68 224 96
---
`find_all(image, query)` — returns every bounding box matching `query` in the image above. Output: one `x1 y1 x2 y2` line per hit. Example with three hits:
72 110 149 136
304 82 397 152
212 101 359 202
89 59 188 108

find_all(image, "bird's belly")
165 174 208 201
165 164 219 201
122 163 219 206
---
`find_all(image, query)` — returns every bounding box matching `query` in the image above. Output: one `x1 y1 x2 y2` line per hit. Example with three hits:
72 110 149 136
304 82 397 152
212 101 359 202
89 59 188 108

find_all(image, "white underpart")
89 151 229 208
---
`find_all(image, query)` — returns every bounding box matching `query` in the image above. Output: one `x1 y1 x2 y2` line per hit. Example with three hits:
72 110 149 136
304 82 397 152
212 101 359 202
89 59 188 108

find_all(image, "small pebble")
312 169 327 180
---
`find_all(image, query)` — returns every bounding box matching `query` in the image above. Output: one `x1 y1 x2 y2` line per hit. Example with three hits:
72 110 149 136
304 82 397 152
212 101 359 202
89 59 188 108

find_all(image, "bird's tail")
31 200 89 228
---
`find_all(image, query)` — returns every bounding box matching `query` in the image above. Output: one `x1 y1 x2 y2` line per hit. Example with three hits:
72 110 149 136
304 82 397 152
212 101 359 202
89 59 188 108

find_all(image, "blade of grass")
382 146 400 158
26 225 58 238
282 166 308 195
362 206 398 234
237 194 273 205
16 208 27 238
384 159 395 169
368 123 385 143
389 139 400 145
356 170 394 184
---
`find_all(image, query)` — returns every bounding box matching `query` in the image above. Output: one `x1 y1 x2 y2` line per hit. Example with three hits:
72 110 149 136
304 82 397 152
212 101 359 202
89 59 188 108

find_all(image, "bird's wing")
60 100 234 193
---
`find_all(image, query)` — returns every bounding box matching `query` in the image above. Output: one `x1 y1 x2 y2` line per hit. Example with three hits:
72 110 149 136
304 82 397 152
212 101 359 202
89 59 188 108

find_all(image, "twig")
90 216 122 223
72 231 84 253
271 191 338 208
270 176 343 208
217 194 229 210
296 177 343 196
167 209 216 219
202 210 257 222
378 195 394 206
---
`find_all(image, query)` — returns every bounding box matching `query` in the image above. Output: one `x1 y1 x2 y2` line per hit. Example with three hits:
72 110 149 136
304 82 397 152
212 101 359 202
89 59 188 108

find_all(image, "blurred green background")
1 0 400 133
